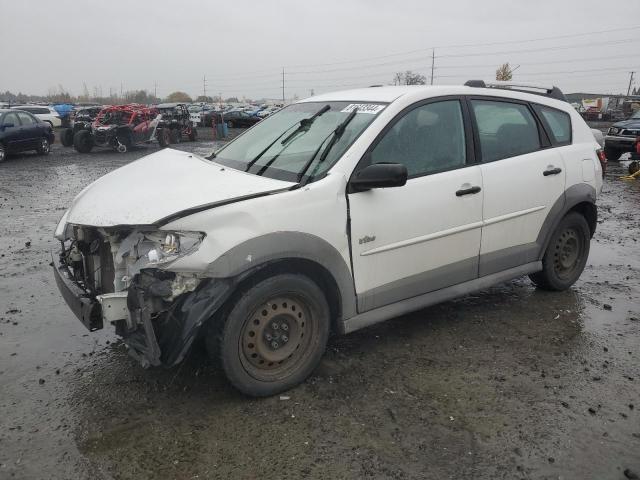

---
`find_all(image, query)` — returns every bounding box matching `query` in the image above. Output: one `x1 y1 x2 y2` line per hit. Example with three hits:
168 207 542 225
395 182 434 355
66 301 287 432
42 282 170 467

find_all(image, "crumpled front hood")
66 148 294 227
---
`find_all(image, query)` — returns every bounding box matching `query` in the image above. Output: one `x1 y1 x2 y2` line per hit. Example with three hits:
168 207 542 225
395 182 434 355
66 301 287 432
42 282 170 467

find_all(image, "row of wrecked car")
59 103 197 153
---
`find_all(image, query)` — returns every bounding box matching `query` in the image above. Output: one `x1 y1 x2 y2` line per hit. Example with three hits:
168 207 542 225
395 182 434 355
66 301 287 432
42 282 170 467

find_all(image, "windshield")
213 101 386 182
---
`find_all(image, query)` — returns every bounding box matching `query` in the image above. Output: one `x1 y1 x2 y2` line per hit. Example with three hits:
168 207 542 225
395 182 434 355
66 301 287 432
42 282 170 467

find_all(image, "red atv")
73 104 163 153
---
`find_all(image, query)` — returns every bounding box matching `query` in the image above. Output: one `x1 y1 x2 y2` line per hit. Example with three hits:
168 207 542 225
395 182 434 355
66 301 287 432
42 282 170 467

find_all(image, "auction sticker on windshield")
340 104 386 114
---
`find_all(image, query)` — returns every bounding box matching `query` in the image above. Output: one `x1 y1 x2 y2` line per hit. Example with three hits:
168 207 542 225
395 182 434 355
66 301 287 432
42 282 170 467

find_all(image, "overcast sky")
1 0 639 100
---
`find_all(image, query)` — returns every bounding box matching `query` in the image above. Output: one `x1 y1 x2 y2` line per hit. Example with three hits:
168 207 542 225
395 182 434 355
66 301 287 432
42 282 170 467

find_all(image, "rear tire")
227 120 234 129
73 130 94 153
629 161 640 176
207 273 330 397
60 128 74 147
604 145 622 161
529 212 591 291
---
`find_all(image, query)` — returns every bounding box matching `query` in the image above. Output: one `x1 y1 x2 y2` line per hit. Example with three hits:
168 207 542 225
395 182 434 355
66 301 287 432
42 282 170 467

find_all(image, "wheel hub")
241 297 307 370
554 228 581 275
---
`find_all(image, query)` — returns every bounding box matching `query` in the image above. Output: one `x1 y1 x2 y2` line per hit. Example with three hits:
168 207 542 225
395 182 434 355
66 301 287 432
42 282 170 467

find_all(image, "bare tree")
392 71 427 86
496 63 513 81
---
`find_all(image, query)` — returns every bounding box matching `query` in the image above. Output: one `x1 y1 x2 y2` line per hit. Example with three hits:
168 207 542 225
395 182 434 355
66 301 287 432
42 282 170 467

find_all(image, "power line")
283 38 639 76
437 37 638 59
284 24 640 68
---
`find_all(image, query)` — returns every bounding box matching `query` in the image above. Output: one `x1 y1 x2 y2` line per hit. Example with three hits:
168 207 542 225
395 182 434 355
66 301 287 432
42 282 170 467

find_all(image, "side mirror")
350 162 408 192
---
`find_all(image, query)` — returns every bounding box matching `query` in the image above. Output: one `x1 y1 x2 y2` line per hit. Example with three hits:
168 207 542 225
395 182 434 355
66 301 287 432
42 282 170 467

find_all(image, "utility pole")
430 49 435 85
282 68 285 102
120 82 123 99
627 71 635 96
203 75 207 100
154 82 158 100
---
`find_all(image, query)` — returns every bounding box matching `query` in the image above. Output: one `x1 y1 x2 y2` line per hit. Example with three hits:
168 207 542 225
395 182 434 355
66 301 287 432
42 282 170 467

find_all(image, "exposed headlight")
114 230 204 277
143 231 204 267
609 127 619 135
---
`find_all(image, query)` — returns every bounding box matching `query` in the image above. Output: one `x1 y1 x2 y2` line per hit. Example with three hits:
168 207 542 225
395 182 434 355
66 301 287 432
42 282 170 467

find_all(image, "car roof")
157 102 184 108
11 104 52 108
299 84 570 110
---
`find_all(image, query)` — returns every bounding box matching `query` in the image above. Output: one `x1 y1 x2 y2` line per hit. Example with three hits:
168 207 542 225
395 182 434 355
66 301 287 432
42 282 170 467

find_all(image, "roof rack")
464 80 567 102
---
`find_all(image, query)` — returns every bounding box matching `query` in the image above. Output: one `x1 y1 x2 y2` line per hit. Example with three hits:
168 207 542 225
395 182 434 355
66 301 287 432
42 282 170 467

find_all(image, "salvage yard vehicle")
156 103 197 145
0 109 54 162
54 82 603 396
604 110 640 161
73 104 162 153
223 109 262 128
60 105 103 147
10 105 62 128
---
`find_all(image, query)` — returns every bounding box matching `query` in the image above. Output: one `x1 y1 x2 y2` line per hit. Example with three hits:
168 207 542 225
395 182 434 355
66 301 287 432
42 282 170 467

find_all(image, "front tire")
60 128 74 147
207 273 330 397
188 126 197 141
36 137 51 155
116 132 132 153
604 145 622 162
529 212 591 291
158 128 170 148
0 143 6 163
73 130 94 153
169 128 181 144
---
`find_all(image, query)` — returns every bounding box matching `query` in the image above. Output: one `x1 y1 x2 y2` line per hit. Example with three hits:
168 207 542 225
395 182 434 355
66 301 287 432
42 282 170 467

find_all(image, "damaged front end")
53 223 230 367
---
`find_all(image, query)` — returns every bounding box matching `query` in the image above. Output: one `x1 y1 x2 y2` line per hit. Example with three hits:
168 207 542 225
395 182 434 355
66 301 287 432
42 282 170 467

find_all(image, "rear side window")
471 100 541 162
16 112 35 125
534 105 572 146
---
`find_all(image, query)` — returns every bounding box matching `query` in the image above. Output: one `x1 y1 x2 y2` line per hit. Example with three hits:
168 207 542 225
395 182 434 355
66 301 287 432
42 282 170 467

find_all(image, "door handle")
543 167 562 176
456 185 482 196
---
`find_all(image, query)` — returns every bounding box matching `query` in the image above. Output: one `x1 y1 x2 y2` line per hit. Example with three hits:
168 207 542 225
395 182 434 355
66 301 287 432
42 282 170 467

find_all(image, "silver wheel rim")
41 139 49 153
0 147 5 161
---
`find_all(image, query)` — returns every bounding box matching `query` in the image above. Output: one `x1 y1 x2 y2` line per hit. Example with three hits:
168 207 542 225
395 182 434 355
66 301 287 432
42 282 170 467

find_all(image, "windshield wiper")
244 104 330 173
297 108 358 184
279 104 330 145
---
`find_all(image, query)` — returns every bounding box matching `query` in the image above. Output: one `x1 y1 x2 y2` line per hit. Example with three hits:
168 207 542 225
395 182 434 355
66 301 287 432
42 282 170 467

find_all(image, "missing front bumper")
53 254 235 368
53 256 103 331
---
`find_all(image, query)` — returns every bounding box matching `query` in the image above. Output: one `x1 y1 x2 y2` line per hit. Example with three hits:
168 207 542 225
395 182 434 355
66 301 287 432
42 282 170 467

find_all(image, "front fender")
205 232 357 320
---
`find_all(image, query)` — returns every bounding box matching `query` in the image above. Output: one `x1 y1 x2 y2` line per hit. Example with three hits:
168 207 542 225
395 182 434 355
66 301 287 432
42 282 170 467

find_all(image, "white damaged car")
54 82 603 396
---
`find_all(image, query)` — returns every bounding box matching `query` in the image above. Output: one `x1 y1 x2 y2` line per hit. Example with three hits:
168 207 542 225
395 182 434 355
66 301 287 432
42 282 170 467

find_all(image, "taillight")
596 148 607 178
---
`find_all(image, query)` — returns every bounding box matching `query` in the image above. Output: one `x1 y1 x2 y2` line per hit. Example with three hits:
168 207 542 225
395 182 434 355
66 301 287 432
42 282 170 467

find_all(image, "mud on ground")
0 129 639 479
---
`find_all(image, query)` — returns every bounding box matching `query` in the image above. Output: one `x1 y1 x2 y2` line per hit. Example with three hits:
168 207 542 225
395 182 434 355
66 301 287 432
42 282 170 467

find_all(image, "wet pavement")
0 129 638 479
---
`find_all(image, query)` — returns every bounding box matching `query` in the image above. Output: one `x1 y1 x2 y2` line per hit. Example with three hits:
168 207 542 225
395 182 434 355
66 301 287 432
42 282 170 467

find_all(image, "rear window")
534 105 572 146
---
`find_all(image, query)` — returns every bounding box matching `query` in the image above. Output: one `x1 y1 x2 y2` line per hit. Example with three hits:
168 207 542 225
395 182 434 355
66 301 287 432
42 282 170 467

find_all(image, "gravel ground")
0 127 639 480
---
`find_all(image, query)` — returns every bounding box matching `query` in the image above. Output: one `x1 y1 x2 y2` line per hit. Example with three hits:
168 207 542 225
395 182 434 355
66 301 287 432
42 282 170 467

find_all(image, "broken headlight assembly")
116 230 205 272
146 231 203 265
